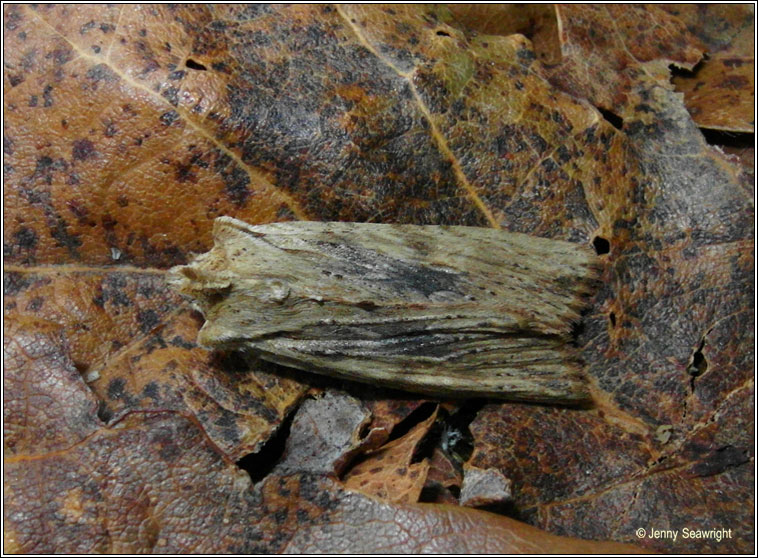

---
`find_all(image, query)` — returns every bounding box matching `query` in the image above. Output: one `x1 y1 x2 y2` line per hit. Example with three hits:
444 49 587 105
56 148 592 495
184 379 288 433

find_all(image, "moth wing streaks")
169 216 599 403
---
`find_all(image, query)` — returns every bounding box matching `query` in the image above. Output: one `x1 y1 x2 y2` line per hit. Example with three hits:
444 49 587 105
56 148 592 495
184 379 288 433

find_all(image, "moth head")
194 278 292 348
167 249 236 314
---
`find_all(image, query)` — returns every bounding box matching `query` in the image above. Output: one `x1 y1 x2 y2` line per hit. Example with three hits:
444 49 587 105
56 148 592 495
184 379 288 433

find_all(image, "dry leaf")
459 464 512 508
3 318 645 554
342 407 436 503
662 4 755 133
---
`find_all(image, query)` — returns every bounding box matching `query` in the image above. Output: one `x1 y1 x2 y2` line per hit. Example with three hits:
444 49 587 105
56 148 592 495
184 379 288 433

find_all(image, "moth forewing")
168 216 599 404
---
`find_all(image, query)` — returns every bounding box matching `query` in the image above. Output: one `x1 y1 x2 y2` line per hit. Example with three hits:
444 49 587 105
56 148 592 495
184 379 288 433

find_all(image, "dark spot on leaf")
162 86 179 106
50 217 82 257
721 75 748 89
14 227 37 249
169 335 196 349
160 110 180 126
47 47 73 66
72 138 96 161
80 21 97 34
222 166 251 207
42 85 54 107
155 430 182 462
142 381 160 400
26 296 44 312
691 446 750 477
516 47 537 64
107 377 126 400
137 309 160 334
85 63 119 84
4 272 32 296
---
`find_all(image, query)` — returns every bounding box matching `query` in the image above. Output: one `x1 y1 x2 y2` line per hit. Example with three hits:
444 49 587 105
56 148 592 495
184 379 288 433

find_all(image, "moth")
168 217 599 404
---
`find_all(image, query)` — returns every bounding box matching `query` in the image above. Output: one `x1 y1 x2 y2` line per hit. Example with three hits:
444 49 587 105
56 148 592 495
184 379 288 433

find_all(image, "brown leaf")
662 4 755 132
448 4 562 64
359 395 429 451
3 269 309 459
4 315 100 456
542 4 704 111
342 406 436 503
463 5 754 554
2 325 645 554
4 4 302 268
424 446 463 504
283 492 649 554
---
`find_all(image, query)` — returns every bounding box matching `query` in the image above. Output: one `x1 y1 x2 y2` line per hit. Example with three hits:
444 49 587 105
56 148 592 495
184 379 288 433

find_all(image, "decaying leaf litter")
3 4 753 554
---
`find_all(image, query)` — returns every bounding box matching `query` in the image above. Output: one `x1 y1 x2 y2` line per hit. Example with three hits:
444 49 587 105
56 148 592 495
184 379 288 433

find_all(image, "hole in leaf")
609 312 616 327
436 30 451 37
185 58 207 71
592 236 610 255
597 107 624 130
688 339 708 377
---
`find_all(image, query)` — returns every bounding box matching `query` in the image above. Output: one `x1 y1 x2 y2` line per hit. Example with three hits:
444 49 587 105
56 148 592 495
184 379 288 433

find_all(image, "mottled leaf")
343 406 436 503
662 4 755 133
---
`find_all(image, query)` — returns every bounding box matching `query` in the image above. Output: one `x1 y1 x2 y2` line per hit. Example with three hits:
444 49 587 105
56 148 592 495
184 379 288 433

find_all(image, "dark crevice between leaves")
668 58 707 79
96 400 114 423
597 107 624 130
569 319 585 346
386 401 438 445
335 401 438 483
700 129 754 148
416 401 485 503
236 411 296 484
476 500 522 518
